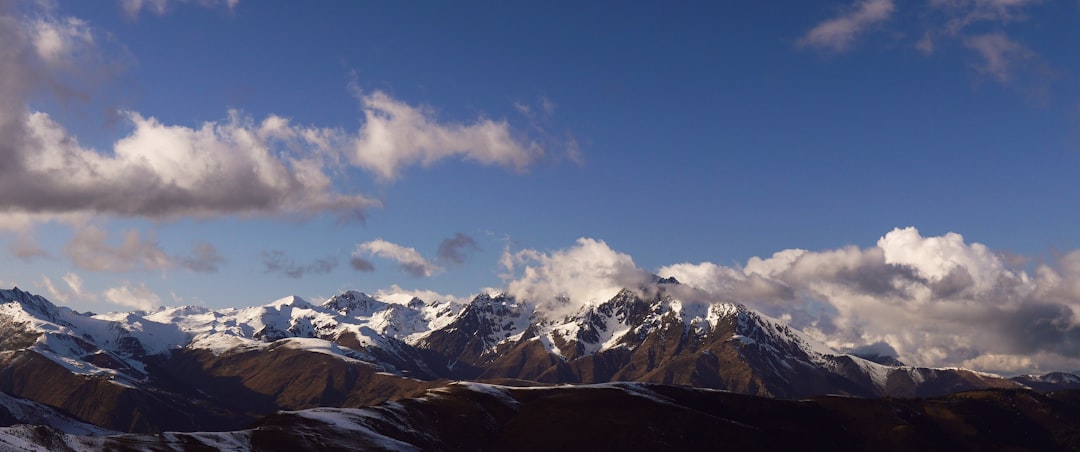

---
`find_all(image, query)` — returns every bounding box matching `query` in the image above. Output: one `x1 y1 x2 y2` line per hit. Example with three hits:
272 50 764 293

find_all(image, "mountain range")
2 282 1080 449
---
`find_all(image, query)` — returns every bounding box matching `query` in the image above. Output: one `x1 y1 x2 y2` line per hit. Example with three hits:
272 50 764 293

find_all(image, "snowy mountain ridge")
2 283 1078 437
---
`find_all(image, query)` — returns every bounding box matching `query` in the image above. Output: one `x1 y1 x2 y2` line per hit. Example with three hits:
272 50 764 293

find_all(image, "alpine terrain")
0 282 1078 450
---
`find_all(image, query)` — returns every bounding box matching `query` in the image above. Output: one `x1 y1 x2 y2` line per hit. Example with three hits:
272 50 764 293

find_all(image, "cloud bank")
502 228 1080 374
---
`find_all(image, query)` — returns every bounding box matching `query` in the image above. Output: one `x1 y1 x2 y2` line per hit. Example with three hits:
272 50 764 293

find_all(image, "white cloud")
352 90 541 182
7 110 377 221
502 238 650 317
103 281 161 311
0 4 546 227
878 226 1005 292
356 239 442 277
797 0 895 52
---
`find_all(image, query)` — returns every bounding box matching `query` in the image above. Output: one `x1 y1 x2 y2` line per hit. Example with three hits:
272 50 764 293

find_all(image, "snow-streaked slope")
0 392 116 436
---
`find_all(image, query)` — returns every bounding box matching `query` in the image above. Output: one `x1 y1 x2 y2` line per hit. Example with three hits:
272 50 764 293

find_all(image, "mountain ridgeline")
0 283 1077 439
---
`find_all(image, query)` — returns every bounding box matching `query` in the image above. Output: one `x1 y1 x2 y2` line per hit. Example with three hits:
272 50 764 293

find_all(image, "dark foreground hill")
5 382 1080 451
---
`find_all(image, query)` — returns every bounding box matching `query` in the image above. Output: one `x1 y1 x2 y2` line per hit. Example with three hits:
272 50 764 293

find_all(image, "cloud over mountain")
660 227 1080 374
496 228 1080 374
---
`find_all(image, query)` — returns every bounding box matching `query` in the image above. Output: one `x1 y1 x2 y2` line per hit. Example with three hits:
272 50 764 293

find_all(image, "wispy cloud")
355 239 442 277
9 234 48 262
120 0 239 19
349 256 375 272
963 33 1034 83
39 275 70 303
103 281 161 311
437 232 479 266
64 226 172 272
929 0 1040 35
181 242 226 273
797 0 895 52
38 272 96 305
260 250 338 278
62 225 225 273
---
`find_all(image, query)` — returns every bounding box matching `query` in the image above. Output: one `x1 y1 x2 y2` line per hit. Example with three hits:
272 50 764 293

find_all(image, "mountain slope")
8 383 1080 451
0 284 1068 434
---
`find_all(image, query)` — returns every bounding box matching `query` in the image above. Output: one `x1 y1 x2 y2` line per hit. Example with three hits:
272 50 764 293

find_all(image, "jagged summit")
321 290 382 315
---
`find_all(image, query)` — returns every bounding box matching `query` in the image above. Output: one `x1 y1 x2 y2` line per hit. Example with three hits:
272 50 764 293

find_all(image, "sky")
3 0 1080 374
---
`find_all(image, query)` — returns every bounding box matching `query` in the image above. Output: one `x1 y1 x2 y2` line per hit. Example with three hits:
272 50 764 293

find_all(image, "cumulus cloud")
658 226 1080 374
0 3 545 228
103 281 161 311
120 0 239 18
0 3 373 223
502 238 651 317
437 232 479 266
2 109 377 222
351 90 541 182
260 250 338 278
797 0 895 52
355 239 441 277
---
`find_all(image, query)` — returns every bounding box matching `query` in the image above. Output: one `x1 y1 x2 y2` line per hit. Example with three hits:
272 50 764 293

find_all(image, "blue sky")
4 0 1080 371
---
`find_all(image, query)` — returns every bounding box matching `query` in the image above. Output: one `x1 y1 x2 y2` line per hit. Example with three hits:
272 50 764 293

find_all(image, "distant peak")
322 290 382 315
0 287 62 321
268 295 311 309
655 276 680 285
